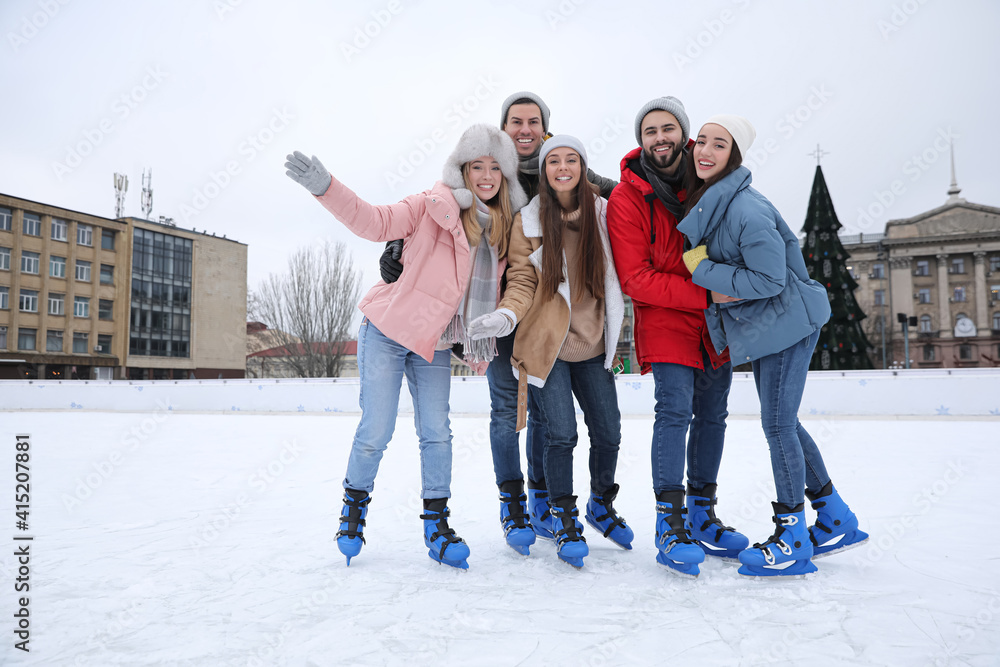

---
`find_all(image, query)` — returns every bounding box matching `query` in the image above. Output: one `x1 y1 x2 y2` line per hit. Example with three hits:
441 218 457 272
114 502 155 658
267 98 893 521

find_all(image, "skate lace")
419 507 466 561
336 492 371 543
693 497 736 542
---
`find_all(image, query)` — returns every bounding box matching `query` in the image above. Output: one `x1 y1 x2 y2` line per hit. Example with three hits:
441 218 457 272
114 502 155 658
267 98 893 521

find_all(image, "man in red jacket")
606 97 748 577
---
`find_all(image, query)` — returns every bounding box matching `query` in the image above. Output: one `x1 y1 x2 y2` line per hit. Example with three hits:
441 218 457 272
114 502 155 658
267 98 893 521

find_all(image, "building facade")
0 194 247 379
842 185 1000 369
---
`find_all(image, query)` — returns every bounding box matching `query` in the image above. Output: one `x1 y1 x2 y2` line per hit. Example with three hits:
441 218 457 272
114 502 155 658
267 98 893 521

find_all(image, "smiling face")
465 155 502 201
503 102 545 157
640 110 685 174
692 123 734 182
543 146 582 195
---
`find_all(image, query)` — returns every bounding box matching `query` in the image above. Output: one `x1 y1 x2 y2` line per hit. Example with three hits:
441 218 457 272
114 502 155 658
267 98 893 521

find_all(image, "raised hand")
284 150 332 196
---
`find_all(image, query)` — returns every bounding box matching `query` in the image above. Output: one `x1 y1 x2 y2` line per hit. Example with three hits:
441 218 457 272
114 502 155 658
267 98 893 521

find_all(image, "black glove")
380 239 404 283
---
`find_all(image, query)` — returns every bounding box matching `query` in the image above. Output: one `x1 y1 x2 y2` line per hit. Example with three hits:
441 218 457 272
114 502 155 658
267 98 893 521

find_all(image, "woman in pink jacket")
285 125 527 569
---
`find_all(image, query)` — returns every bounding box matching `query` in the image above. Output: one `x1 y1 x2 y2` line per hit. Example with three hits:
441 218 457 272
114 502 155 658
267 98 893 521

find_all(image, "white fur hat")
442 124 528 212
702 114 756 156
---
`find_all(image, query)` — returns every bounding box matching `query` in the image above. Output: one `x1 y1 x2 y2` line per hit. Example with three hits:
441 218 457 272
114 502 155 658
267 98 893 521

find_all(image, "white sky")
2 0 997 294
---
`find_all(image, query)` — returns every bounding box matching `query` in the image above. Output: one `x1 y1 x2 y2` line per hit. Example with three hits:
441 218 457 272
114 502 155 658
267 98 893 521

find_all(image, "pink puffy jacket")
315 177 504 365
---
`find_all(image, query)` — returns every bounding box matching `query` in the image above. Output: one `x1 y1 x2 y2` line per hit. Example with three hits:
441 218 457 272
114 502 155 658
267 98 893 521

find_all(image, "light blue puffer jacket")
676 166 831 363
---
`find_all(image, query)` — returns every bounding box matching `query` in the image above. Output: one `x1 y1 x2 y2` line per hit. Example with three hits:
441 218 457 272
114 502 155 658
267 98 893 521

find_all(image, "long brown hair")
537 159 604 302
683 141 743 216
460 163 514 259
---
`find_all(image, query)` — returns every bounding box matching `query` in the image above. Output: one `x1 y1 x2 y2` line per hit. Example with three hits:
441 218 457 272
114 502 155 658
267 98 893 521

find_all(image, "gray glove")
467 309 515 340
284 150 332 196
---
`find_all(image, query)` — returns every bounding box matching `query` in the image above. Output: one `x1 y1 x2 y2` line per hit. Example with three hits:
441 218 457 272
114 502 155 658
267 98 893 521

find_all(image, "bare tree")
252 240 362 378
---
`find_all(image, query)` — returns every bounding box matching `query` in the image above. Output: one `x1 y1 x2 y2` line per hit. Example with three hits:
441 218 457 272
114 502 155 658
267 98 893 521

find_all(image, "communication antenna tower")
113 172 129 218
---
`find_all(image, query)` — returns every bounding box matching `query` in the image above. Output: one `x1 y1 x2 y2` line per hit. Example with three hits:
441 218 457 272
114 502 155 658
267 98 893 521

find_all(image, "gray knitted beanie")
500 91 551 132
634 96 690 144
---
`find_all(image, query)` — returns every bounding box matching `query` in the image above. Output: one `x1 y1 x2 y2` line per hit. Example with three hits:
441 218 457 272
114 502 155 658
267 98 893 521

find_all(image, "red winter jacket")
607 145 730 373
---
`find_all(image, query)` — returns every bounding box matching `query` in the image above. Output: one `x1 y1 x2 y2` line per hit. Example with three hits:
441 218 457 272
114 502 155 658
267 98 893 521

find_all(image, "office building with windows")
1 193 247 379
842 179 1000 368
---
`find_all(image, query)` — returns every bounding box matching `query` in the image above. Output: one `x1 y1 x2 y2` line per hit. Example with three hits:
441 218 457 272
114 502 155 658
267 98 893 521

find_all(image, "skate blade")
737 559 817 578
812 533 870 560
427 550 470 570
585 517 634 551
558 554 585 569
656 553 700 578
507 543 531 557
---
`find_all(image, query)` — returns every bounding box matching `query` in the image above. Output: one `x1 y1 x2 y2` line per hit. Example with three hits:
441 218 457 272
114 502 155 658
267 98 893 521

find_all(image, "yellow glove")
683 245 708 275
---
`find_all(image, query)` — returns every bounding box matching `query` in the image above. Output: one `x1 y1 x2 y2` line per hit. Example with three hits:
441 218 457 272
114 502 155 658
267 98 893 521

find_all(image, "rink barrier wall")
1 368 998 417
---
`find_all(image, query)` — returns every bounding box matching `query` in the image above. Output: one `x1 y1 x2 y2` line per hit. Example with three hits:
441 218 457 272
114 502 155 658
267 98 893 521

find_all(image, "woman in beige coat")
469 135 632 568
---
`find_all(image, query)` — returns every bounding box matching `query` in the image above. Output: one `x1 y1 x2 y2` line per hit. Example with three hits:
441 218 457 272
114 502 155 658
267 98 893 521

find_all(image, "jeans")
751 329 831 507
485 329 547 486
533 354 621 501
343 319 454 499
650 350 732 494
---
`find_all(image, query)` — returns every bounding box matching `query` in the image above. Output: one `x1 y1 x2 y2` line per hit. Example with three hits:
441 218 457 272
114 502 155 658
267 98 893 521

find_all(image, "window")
959 344 973 360
51 218 68 242
919 315 932 333
0 207 11 231
874 289 885 306
18 328 36 351
48 293 65 316
72 331 88 354
20 251 40 274
101 229 115 250
914 260 929 276
75 260 91 282
100 264 114 285
0 246 10 271
991 256 1000 273
953 286 967 303
77 224 93 246
991 285 1000 304
993 312 1000 331
50 255 66 278
871 263 885 279
0 286 7 309
19 289 38 313
23 213 41 236
46 330 63 352
0 326 6 349
918 289 931 304
74 296 90 318
951 258 965 275
97 334 112 353
923 345 935 361
98 299 113 320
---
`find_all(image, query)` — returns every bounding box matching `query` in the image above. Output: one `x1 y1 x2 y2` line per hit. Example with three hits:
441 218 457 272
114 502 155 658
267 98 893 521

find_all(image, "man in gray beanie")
605 96 748 578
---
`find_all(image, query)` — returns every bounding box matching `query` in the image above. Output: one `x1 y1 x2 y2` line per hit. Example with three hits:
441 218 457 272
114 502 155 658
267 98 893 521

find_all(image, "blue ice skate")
336 488 370 566
686 483 749 560
585 483 634 550
421 498 470 570
499 479 535 556
738 502 818 578
550 495 588 568
655 490 705 578
806 482 870 559
527 482 556 541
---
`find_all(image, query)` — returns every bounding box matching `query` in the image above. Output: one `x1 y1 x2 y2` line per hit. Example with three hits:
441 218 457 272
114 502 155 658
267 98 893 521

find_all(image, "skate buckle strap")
337 493 371 542
812 519 833 535
499 492 531 534
590 498 626 538
420 508 466 561
693 497 737 541
551 506 584 543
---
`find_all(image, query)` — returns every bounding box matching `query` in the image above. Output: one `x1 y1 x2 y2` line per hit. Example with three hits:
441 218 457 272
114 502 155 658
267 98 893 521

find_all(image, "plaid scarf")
442 197 499 363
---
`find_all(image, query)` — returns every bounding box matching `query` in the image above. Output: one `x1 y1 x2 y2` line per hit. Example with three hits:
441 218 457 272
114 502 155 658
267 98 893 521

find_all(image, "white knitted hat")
441 124 528 211
702 114 756 156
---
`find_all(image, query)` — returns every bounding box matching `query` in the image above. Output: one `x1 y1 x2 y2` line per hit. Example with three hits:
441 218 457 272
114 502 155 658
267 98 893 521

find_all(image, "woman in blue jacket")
676 115 868 577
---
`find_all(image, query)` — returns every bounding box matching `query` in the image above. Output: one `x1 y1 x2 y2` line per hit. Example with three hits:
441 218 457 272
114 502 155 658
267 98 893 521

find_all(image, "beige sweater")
558 212 606 362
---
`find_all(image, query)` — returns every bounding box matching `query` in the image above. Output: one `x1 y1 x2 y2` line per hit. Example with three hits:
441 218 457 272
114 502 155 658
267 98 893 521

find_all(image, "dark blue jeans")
650 350 732 494
485 329 546 486
752 329 831 507
534 354 621 501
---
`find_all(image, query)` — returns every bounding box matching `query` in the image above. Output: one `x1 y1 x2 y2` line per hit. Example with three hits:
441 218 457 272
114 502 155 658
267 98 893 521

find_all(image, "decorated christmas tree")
801 164 874 370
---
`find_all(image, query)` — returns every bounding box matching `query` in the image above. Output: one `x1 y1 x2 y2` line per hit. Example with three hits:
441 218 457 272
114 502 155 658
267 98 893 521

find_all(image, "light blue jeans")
751 329 831 507
343 319 454 499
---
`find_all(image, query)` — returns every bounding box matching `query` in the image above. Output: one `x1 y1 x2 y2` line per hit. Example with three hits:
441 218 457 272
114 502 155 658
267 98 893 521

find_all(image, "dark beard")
642 142 681 173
